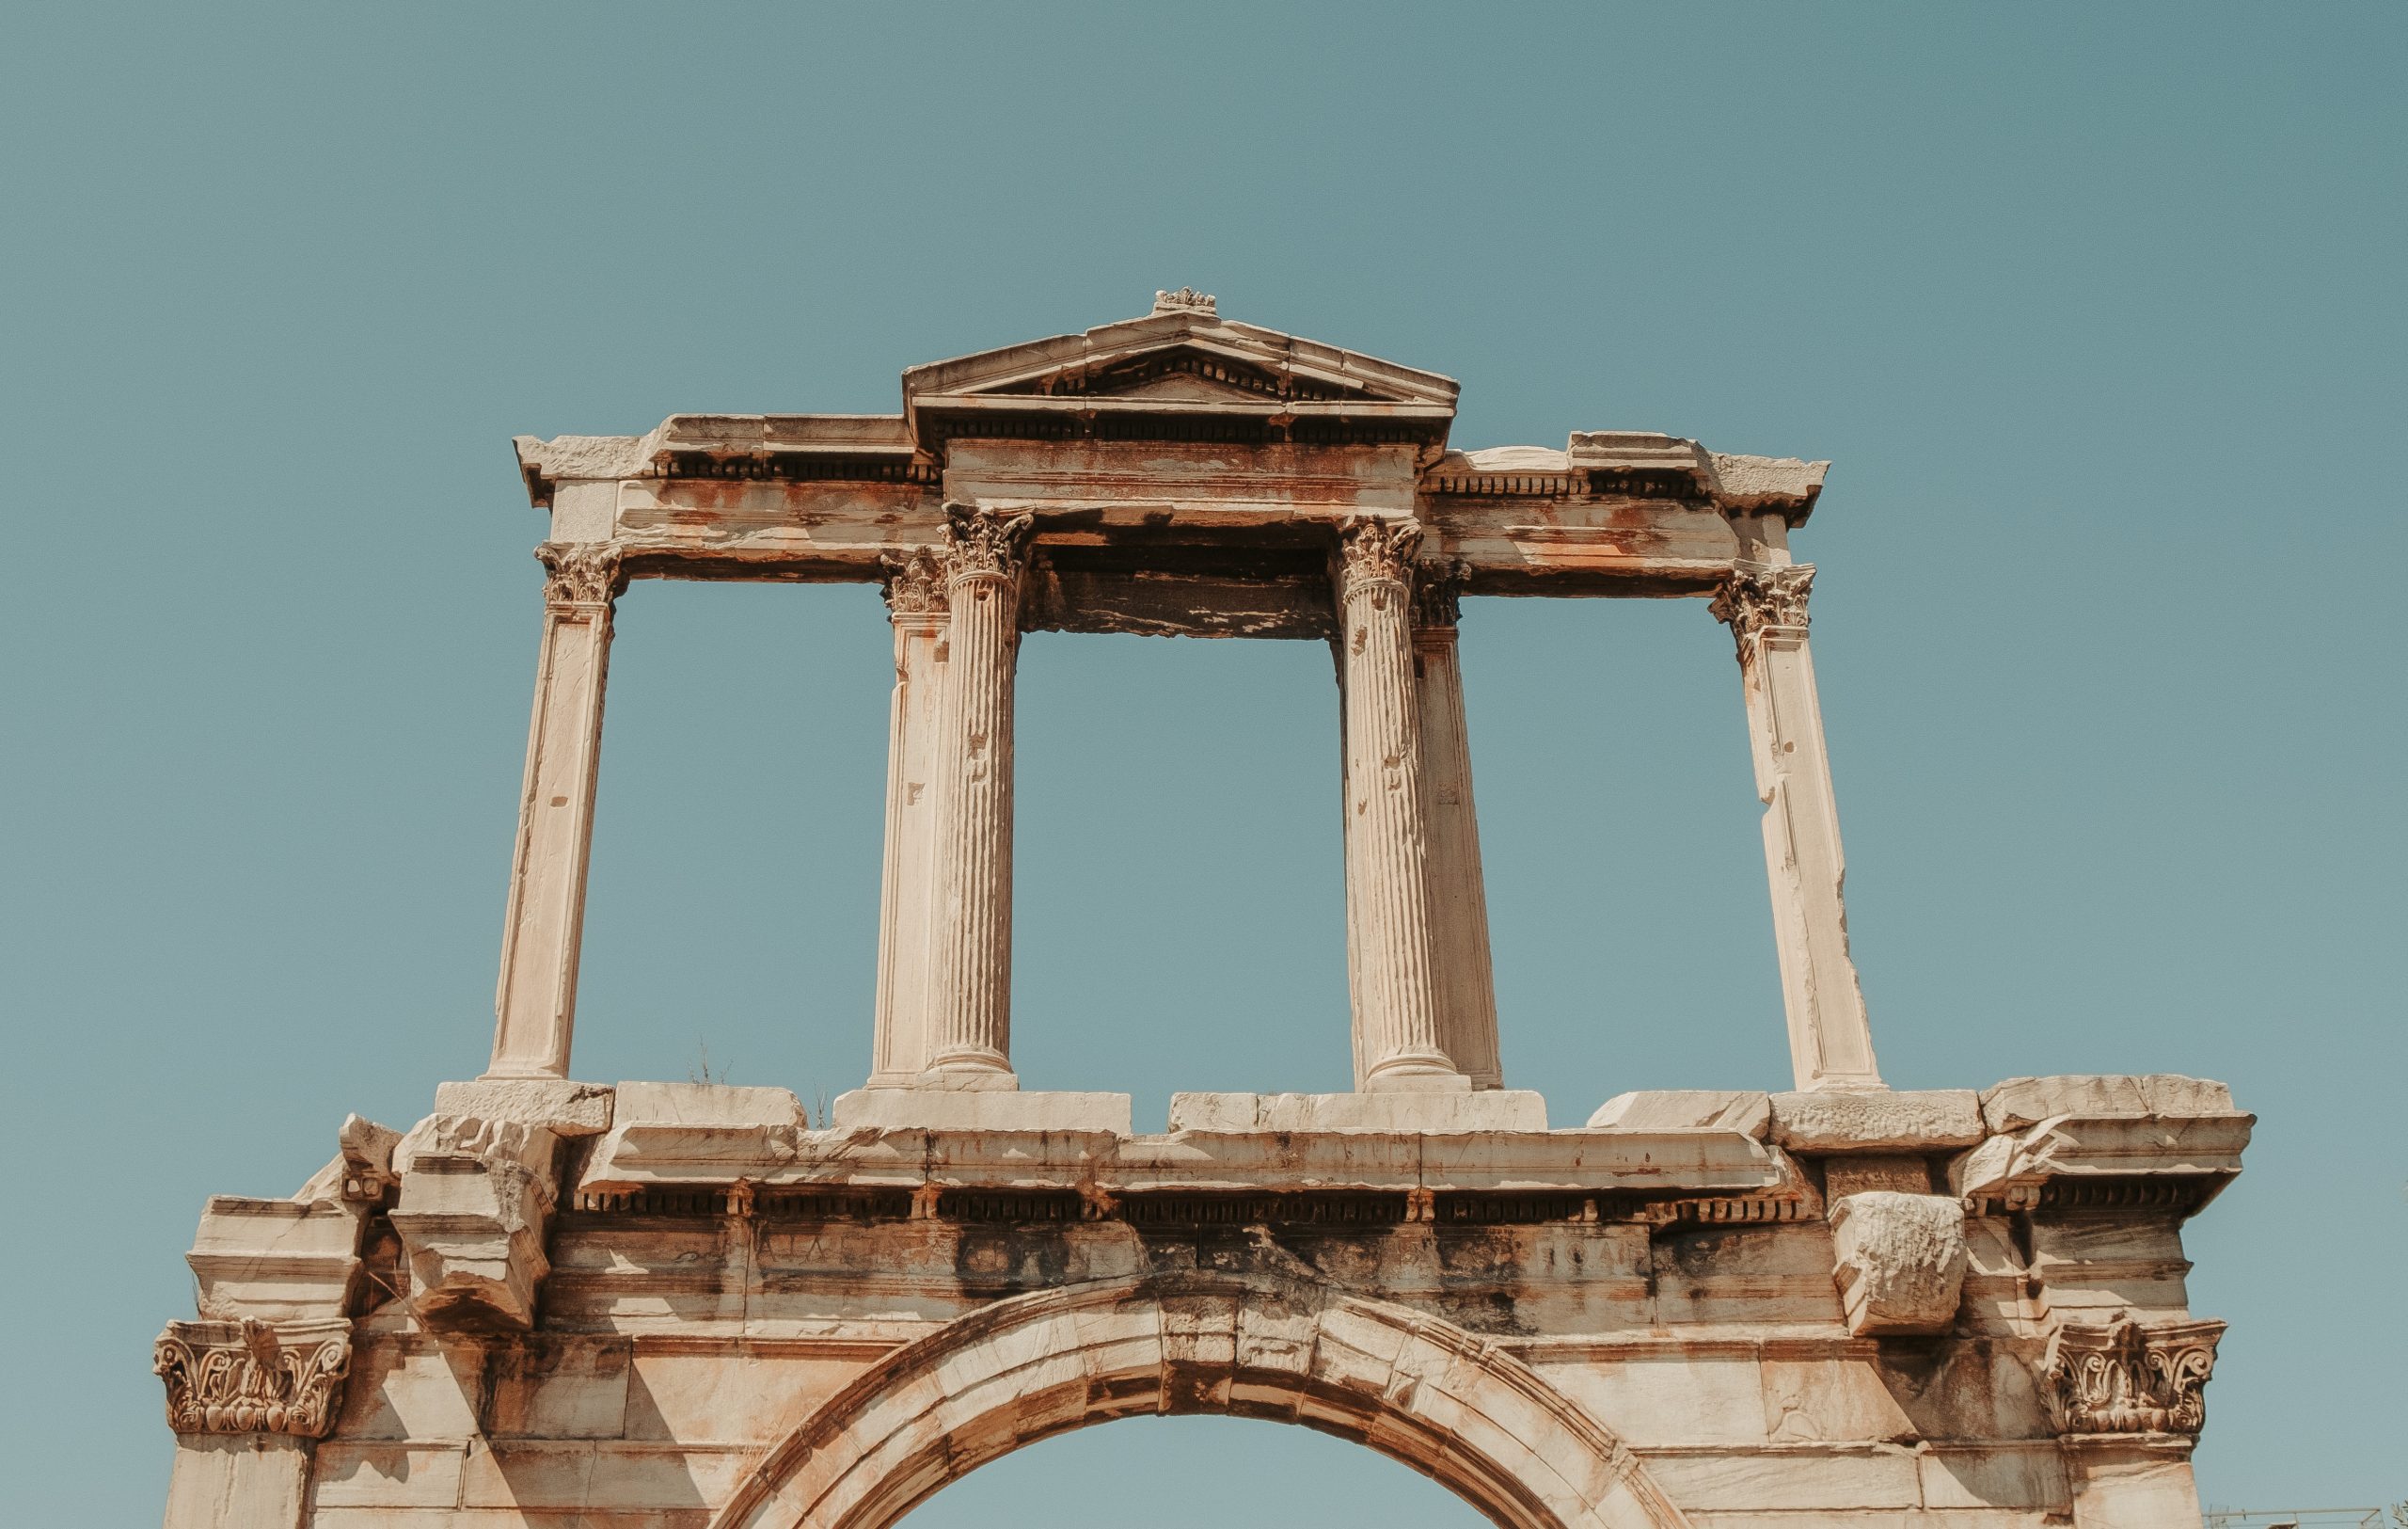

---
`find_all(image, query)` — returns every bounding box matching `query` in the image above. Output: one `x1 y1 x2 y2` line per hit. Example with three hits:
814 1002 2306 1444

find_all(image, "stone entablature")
157 299 2246 1529
160 1073 2245 1527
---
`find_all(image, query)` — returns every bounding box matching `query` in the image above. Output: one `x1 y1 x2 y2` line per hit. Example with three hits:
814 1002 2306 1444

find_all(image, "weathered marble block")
833 1086 1133 1134
1168 1090 1544 1134
1586 1089 1772 1137
1828 1190 1969 1336
435 1076 615 1136
388 1115 561 1330
186 1198 368 1324
1979 1074 2234 1133
1771 1089 1985 1152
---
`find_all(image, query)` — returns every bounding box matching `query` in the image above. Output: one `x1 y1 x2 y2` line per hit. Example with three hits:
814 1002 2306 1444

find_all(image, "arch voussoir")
709 1273 1692 1529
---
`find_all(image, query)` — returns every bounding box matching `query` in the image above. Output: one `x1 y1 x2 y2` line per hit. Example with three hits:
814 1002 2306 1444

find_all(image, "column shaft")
1336 519 1465 1091
1713 563 1883 1091
1412 569 1503 1089
870 551 948 1084
488 543 622 1080
922 509 1034 1086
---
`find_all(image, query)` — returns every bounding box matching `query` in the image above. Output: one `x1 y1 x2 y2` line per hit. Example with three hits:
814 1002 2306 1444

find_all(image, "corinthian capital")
2042 1315 2225 1438
880 548 949 617
1411 558 1467 629
1335 517 1424 595
152 1317 352 1439
941 506 1036 581
536 541 626 608
1709 562 1814 656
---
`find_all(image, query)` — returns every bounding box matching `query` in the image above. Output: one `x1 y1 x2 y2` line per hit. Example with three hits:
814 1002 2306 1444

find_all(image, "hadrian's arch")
714 1272 1688 1529
154 293 2249 1529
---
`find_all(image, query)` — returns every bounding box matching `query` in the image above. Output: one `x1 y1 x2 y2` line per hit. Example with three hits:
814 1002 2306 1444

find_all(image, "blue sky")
1 5 2400 1521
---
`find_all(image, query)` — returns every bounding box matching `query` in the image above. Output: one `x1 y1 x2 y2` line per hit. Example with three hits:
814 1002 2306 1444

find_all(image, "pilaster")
1411 562 1503 1088
488 541 623 1081
1712 561 1882 1091
2046 1317 2223 1529
871 549 949 1085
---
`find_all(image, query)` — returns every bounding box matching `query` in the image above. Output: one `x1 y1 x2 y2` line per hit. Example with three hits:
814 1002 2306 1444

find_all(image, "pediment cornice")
899 297 1460 454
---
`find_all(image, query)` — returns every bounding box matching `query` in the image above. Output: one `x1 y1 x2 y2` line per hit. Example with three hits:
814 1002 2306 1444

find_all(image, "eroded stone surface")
435 1077 613 1136
830 1087 1132 1135
186 1198 367 1323
157 298 2246 1529
1770 1089 1985 1151
1954 1107 2254 1214
1980 1073 2236 1132
387 1115 561 1330
1828 1191 1969 1336
1588 1089 1772 1136
610 1080 805 1128
1169 1089 1545 1134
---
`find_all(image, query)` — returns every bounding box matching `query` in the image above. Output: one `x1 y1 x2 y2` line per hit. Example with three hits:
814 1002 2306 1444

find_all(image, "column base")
1360 1063 1473 1094
911 1060 1020 1091
831 1088 1132 1135
1168 1091 1547 1134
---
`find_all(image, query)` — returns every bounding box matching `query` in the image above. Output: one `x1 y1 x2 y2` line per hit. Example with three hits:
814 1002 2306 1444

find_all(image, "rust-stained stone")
157 298 2244 1529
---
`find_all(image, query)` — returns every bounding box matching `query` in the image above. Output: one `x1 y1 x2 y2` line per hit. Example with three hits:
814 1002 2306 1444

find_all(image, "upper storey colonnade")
490 291 1877 1122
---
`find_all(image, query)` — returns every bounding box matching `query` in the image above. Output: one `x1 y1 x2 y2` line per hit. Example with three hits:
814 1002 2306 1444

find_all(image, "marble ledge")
375 1075 2244 1207
572 1123 1786 1200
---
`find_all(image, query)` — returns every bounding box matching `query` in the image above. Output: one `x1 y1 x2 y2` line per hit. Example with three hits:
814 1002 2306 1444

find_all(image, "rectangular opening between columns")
574 581 890 1100
1459 597 1791 1099
1011 630 1351 1128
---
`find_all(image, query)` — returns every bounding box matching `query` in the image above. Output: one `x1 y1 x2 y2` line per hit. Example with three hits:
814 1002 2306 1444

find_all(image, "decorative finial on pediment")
1153 287 1216 317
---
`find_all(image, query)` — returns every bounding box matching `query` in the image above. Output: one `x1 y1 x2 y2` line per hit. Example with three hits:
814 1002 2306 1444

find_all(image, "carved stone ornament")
880 549 949 617
1152 286 1216 316
1412 559 1467 629
2042 1314 2225 1437
536 541 626 608
1336 517 1425 594
152 1317 351 1439
941 506 1036 582
1709 562 1814 656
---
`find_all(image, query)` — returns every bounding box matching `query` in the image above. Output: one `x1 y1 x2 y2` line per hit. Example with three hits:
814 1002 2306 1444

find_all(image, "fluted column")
1412 564 1503 1089
1711 562 1883 1091
1335 518 1465 1091
487 542 624 1079
869 550 949 1085
920 507 1035 1088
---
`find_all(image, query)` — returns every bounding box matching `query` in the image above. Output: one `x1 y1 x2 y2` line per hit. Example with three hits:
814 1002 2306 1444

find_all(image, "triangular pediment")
985 342 1367 404
901 297 1460 411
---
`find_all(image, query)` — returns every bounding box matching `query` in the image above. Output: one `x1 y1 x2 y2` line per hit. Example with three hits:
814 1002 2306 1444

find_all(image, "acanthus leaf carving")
536 541 626 608
1412 558 1467 629
940 506 1036 582
1152 287 1216 316
2042 1314 2224 1437
152 1317 352 1439
1336 516 1424 596
880 548 950 617
1709 562 1814 657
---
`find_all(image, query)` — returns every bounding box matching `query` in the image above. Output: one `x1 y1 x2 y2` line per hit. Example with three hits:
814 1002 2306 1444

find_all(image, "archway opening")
897 1412 1492 1529
711 1273 1688 1529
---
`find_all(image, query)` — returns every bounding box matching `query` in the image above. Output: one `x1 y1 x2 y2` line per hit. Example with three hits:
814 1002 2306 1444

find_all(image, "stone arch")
710 1271 1692 1529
